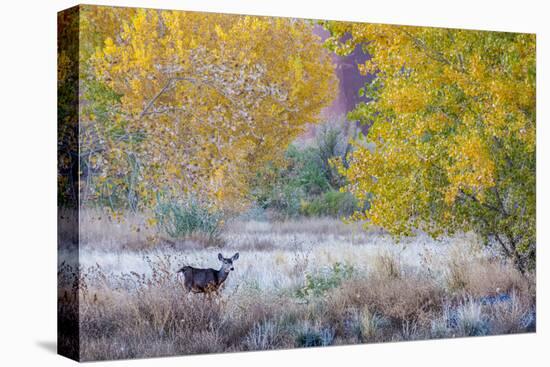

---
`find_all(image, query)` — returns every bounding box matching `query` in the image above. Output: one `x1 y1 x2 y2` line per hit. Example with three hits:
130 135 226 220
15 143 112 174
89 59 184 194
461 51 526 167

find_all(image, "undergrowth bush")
250 120 361 219
154 196 224 244
295 324 335 347
299 191 359 218
296 262 355 298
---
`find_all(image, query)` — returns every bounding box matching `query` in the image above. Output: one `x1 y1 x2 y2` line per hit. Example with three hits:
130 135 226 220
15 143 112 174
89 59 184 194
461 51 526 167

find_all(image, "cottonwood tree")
80 7 336 211
324 23 535 272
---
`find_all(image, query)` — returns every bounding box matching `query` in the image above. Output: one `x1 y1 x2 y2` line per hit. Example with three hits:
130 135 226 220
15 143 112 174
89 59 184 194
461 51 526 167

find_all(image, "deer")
176 253 239 296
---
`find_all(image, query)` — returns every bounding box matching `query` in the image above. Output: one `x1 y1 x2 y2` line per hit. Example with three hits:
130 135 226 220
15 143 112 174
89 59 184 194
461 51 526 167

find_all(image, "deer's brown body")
177 253 239 295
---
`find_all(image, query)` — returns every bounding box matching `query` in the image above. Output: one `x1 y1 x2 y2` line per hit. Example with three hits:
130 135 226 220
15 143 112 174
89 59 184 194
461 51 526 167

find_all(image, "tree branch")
398 28 451 66
458 188 502 214
139 76 198 118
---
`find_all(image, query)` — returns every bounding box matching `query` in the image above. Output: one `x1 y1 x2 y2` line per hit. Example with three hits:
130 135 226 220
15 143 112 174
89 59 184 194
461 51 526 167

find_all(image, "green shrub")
286 145 331 196
250 143 338 218
300 190 359 218
296 262 355 299
249 151 305 218
250 121 365 218
154 196 224 243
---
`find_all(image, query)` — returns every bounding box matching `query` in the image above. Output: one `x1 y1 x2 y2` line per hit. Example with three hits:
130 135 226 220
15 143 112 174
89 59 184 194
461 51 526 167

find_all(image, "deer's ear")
232 252 239 261
218 253 223 261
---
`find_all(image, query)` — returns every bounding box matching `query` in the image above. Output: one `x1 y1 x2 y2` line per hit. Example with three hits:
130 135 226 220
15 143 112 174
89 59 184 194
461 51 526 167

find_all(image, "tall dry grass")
60 211 536 361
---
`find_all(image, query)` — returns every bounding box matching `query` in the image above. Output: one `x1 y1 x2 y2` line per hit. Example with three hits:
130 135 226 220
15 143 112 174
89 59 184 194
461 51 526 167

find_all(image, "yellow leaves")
131 9 148 33
291 56 304 82
129 78 141 94
103 37 117 55
383 82 429 115
83 7 336 211
327 23 534 238
166 164 182 178
419 112 450 136
214 24 227 41
444 132 496 205
357 60 378 76
469 54 486 80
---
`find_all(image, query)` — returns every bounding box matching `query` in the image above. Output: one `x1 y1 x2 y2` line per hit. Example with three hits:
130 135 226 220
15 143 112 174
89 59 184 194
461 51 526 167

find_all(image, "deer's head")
218 252 239 273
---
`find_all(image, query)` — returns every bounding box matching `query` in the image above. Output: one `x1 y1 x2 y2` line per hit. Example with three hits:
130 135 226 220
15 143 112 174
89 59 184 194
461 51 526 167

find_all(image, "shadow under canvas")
36 340 57 354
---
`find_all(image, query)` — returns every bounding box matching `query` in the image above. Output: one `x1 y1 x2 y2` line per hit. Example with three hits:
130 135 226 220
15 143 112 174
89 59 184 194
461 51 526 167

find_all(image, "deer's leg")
178 277 188 293
178 276 194 299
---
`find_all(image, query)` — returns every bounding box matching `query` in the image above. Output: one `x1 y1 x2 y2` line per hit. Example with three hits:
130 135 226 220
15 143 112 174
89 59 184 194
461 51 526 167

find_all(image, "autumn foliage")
58 6 536 271
78 7 336 211
324 23 535 271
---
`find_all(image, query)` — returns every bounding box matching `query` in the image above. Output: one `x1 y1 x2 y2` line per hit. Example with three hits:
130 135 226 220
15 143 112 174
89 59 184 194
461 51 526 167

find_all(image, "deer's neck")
216 268 230 285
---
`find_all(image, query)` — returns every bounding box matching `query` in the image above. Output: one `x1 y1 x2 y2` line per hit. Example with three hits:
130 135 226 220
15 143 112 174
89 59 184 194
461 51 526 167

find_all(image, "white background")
0 0 548 365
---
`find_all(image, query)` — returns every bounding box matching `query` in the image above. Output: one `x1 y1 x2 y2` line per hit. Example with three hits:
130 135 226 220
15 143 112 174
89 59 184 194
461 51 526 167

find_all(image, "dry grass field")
57 210 536 361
